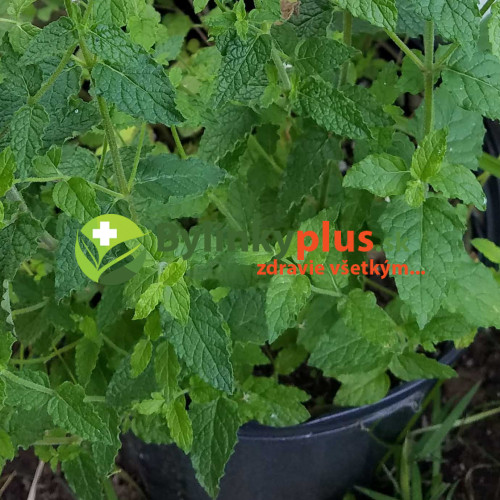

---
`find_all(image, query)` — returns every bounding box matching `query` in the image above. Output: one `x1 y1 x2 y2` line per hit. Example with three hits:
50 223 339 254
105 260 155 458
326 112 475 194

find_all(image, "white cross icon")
92 221 118 247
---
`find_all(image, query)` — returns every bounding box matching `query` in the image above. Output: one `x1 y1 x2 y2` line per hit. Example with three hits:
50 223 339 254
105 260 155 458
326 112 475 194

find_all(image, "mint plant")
1 0 500 498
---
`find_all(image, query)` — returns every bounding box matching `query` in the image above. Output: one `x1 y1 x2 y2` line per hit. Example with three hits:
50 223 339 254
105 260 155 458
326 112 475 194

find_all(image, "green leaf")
442 49 500 121
62 452 103 500
489 3 500 60
294 37 356 80
160 260 187 286
389 352 457 381
410 129 447 181
4 369 52 410
0 213 43 282
163 278 190 326
165 396 193 453
336 0 398 30
344 154 410 197
339 289 400 349
219 288 269 344
190 397 240 498
154 340 180 402
10 104 49 178
47 382 113 444
265 275 311 342
194 0 210 13
7 0 36 19
404 179 426 208
212 32 271 107
379 196 466 327
123 266 157 309
0 429 14 461
92 57 183 126
429 163 486 210
445 259 500 329
55 216 88 301
161 288 234 393
292 78 370 139
238 376 310 426
127 4 161 50
280 124 341 210
75 338 101 387
0 331 14 370
472 238 500 264
309 319 393 376
132 155 225 213
52 178 100 224
133 282 164 320
20 17 77 65
130 338 153 378
92 0 132 26
0 147 16 197
335 370 390 406
288 0 334 37
198 104 260 164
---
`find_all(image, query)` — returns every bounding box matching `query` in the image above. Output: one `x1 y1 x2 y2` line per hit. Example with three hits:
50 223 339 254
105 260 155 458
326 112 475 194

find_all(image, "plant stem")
434 42 459 68
97 97 129 195
310 285 342 298
214 0 228 12
424 20 435 135
10 340 81 365
0 18 20 25
208 192 243 232
82 0 95 25
103 478 119 500
28 44 77 106
128 123 147 191
102 335 129 357
11 300 49 318
363 276 398 298
271 48 291 91
171 125 187 159
96 137 108 183
481 0 497 15
2 370 54 395
33 436 81 446
17 176 125 199
385 30 425 70
338 10 353 87
248 135 283 174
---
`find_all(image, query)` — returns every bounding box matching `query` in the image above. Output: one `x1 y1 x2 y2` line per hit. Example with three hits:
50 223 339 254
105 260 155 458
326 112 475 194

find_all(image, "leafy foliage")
0 0 498 498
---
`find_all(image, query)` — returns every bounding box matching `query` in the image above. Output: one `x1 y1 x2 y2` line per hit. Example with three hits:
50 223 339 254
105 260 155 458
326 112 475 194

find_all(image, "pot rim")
238 348 461 441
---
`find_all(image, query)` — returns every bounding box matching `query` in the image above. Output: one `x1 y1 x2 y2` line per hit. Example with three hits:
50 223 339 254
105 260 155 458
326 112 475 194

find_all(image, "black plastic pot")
121 351 458 500
121 124 500 500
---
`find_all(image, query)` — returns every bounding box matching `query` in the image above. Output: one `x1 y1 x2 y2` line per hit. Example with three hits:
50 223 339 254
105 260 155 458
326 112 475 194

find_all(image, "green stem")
171 125 187 159
103 478 119 500
310 285 342 298
0 18 20 25
338 10 353 87
271 48 291 91
208 192 243 232
385 30 425 71
28 44 77 106
33 436 81 446
248 135 283 174
363 276 398 298
128 123 147 191
214 0 228 12
11 300 49 318
481 0 497 15
434 42 459 68
16 176 124 199
10 340 81 365
97 97 129 195
96 137 108 183
82 0 95 25
424 20 435 135
102 335 129 357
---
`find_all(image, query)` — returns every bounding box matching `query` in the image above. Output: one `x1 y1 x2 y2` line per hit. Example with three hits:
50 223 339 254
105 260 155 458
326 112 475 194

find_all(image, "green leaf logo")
74 214 146 285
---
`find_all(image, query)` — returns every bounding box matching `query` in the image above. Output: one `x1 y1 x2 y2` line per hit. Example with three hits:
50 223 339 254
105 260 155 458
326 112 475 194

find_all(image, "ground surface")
1 331 499 500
